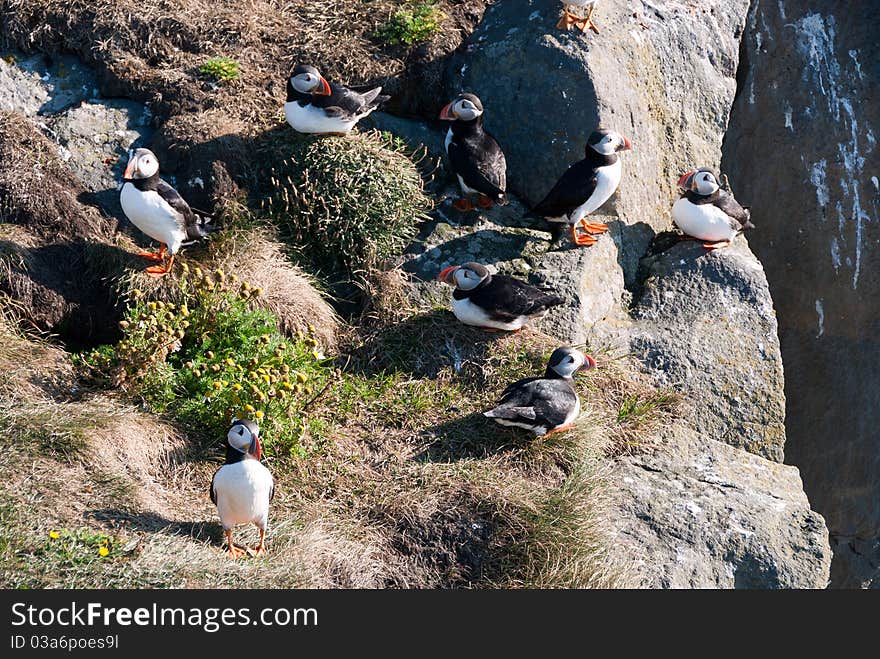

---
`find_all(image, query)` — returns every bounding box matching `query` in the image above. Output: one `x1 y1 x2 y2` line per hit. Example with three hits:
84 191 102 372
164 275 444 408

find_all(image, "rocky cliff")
723 0 880 588
384 0 831 587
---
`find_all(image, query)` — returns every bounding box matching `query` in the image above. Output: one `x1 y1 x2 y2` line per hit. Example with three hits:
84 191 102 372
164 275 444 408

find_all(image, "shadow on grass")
86 509 223 546
343 308 509 379
414 411 534 463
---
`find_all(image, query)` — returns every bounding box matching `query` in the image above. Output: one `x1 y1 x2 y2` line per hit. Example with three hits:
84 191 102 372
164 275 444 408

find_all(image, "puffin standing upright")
120 148 214 276
558 1 600 33
485 347 597 437
531 129 632 247
438 93 507 212
672 168 754 250
437 262 564 331
284 64 388 135
210 419 275 559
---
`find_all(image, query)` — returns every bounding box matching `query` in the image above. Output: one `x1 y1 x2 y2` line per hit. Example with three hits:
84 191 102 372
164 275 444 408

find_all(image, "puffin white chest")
212 459 274 530
284 101 357 134
120 182 187 253
672 197 738 242
569 158 621 222
452 296 526 331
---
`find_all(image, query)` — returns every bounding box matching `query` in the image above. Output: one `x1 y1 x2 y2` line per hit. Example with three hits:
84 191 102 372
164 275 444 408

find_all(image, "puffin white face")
437 262 490 291
290 67 331 96
123 148 159 179
548 347 598 378
227 420 260 457
588 130 633 156
691 170 720 195
438 94 484 122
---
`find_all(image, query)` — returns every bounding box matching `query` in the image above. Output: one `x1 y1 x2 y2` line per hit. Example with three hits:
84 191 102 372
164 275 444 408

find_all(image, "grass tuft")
199 56 240 82
375 2 445 46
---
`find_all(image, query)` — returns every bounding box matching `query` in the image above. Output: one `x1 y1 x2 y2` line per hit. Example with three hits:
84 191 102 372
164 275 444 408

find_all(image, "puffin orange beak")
579 354 597 372
250 435 262 461
437 265 458 284
123 158 137 179
438 102 456 121
677 170 695 190
620 135 632 151
316 76 331 96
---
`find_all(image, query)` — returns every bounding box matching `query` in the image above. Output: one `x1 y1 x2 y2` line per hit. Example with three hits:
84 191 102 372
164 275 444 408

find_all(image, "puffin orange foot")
137 250 164 262
544 423 575 438
556 10 576 30
247 545 267 558
580 221 609 235
453 197 475 212
477 195 494 209
572 228 599 247
225 531 245 559
702 240 732 250
145 254 175 276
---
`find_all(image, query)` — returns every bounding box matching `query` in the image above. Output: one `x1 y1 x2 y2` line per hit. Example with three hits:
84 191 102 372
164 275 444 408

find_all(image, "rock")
608 424 831 589
444 0 750 284
628 239 786 462
722 1 880 587
0 51 99 116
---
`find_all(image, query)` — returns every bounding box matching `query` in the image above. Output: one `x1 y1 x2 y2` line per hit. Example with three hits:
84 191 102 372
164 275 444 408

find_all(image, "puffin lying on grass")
210 419 275 559
531 129 631 247
672 168 754 250
120 148 214 276
485 347 597 437
438 93 508 212
437 262 564 332
558 1 600 33
284 64 388 136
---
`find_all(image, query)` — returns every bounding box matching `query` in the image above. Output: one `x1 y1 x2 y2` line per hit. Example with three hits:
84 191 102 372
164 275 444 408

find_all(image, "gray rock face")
609 424 831 589
722 1 880 588
629 240 786 462
0 50 153 218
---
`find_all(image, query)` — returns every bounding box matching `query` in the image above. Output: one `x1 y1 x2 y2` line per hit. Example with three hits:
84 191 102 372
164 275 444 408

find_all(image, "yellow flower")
232 383 243 391
261 374 271 383
49 530 60 540
244 404 255 413
255 410 264 420
98 546 110 557
226 358 236 366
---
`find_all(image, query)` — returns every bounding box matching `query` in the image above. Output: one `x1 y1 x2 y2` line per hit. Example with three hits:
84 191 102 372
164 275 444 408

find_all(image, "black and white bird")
558 1 600 33
438 93 507 212
672 168 754 250
284 64 388 135
437 262 564 331
120 148 214 276
485 347 597 436
210 419 275 559
531 129 631 247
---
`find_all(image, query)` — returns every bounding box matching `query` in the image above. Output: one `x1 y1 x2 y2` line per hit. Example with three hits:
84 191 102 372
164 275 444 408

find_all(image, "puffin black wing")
210 468 220 504
448 132 507 201
156 179 215 240
312 83 387 119
488 378 577 429
466 275 564 323
532 159 598 217
713 191 754 231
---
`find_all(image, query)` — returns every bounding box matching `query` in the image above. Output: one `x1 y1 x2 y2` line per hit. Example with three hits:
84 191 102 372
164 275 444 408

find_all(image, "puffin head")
437 261 490 290
586 129 632 156
123 148 160 180
289 64 331 96
438 93 484 122
678 167 719 196
227 418 262 460
547 347 597 379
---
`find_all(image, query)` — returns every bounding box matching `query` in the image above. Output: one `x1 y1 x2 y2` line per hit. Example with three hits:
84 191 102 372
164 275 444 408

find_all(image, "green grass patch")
199 56 240 83
375 2 444 46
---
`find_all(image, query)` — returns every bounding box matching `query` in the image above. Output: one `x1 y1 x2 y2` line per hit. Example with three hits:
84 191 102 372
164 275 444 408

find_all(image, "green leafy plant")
199 56 240 82
262 131 431 278
376 2 444 46
77 268 331 456
42 528 122 565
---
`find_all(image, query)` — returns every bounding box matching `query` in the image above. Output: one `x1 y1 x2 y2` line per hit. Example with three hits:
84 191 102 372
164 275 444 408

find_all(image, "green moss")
199 56 240 82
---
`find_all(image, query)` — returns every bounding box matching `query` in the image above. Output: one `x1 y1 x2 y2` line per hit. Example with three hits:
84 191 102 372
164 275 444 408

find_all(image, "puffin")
672 168 754 250
485 347 597 437
558 1 600 33
437 262 564 331
438 93 507 212
531 129 632 247
120 148 214 276
210 419 275 559
284 64 388 135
